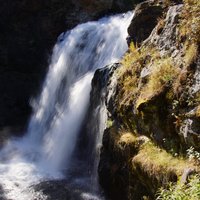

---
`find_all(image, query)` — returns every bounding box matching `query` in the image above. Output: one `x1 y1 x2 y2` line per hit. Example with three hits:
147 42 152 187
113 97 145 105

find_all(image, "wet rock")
88 63 130 199
33 180 83 200
33 180 104 200
0 185 6 200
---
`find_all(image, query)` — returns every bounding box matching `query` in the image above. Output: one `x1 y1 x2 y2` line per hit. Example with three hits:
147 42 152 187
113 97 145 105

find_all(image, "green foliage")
180 0 200 44
141 58 179 95
195 105 200 118
106 119 113 128
156 175 200 200
133 141 191 175
187 146 200 165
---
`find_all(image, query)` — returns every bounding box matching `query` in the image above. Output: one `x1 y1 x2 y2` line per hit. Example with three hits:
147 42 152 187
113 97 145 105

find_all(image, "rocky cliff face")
0 0 141 138
98 0 200 199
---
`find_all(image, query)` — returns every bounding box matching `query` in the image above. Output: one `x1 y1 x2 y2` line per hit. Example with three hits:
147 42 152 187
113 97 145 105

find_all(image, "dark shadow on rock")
33 180 101 200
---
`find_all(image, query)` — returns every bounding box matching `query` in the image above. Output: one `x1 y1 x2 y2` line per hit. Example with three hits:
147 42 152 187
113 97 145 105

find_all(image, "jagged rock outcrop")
98 0 200 199
68 64 116 183
128 0 165 44
112 0 200 151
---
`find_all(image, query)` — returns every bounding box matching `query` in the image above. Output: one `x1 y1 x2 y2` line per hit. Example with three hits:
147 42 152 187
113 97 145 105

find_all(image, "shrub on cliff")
157 175 200 200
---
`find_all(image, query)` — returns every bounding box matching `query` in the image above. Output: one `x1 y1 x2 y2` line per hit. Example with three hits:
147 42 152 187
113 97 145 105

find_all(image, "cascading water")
0 12 133 200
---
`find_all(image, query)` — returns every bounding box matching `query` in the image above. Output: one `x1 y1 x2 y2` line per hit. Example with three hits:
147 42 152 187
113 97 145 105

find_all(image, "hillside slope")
98 0 200 199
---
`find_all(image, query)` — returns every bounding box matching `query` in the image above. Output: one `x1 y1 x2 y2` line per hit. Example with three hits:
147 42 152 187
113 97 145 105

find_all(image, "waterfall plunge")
0 12 133 200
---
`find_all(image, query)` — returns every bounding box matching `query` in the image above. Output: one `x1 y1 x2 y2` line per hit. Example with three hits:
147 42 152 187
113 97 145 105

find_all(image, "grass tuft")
132 141 196 178
141 58 179 98
156 175 200 200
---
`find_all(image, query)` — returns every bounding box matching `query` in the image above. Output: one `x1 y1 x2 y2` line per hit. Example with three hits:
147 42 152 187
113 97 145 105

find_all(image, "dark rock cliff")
98 0 200 199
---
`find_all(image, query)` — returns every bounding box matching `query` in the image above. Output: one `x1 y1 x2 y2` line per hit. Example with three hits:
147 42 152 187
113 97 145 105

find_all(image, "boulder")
128 0 165 44
33 180 84 200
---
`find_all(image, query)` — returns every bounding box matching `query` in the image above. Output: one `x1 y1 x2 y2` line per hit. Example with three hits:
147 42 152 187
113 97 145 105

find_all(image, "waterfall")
0 12 133 200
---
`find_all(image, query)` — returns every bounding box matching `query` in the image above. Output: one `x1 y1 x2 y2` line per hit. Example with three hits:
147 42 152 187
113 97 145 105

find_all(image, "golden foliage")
142 58 179 97
180 0 200 43
132 141 198 182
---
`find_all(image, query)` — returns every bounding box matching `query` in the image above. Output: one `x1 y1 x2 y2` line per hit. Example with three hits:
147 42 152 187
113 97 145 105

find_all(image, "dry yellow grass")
132 141 198 182
180 0 200 43
116 0 199 113
144 58 178 93
117 44 161 109
183 42 198 67
118 132 137 146
136 57 180 109
195 105 200 117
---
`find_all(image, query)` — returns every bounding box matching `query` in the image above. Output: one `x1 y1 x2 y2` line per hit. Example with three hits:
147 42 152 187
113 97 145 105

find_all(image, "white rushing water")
0 12 133 200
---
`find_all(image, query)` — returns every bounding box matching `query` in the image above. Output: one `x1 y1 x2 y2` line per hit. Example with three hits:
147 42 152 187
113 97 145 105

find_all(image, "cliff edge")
98 0 200 199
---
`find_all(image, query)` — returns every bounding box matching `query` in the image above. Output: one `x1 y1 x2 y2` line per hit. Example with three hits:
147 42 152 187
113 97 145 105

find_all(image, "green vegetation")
106 119 113 128
114 131 140 157
187 146 200 165
180 0 200 44
136 57 180 109
132 141 197 183
108 0 200 198
183 43 198 67
117 42 162 110
157 175 200 200
196 106 200 118
115 0 200 138
118 132 137 147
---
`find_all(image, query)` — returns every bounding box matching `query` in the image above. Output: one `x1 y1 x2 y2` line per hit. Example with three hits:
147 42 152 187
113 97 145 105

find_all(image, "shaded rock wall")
98 0 200 199
0 0 75 132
